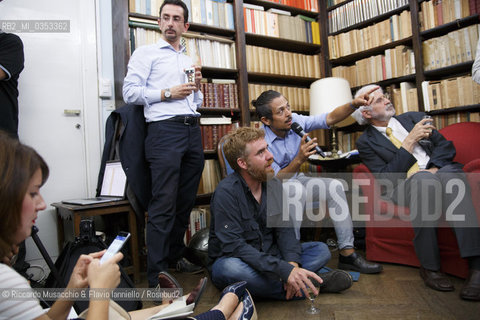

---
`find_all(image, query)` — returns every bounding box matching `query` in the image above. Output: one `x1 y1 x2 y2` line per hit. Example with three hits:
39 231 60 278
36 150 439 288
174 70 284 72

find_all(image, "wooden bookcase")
111 0 480 196
323 0 480 123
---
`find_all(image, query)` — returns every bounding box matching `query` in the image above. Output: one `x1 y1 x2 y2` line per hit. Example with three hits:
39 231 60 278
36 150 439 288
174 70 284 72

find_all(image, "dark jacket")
356 112 457 183
208 172 300 281
97 104 151 224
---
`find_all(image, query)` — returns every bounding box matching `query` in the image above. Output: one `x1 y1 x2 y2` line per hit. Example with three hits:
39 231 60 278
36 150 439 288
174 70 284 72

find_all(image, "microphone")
291 122 326 158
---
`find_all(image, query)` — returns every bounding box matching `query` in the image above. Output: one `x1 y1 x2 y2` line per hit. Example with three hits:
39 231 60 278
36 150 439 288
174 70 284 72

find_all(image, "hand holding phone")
100 231 130 264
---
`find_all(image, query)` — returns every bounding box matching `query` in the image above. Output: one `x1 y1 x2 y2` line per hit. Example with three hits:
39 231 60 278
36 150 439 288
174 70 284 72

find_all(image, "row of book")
422 25 479 71
246 45 321 78
243 4 321 44
185 0 234 29
337 131 363 154
129 0 163 16
328 10 412 59
184 32 236 69
200 79 239 109
197 159 221 194
328 0 409 33
422 76 480 111
130 26 237 69
332 45 415 88
200 122 239 152
385 82 419 115
432 114 480 130
420 0 477 31
248 83 310 112
262 0 319 12
129 0 235 30
184 206 209 245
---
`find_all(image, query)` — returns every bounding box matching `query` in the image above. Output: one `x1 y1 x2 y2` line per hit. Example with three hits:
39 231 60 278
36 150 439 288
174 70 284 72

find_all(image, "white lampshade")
310 77 355 127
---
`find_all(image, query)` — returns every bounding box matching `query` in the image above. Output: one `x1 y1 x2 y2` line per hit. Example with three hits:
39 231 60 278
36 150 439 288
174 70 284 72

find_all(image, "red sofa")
353 122 480 278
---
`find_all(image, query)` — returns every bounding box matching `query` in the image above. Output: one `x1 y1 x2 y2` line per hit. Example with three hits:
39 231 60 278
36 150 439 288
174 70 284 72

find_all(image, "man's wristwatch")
164 88 172 100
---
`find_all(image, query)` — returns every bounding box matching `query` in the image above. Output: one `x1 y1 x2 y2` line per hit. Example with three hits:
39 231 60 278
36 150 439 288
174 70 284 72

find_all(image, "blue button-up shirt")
263 112 329 174
122 38 203 122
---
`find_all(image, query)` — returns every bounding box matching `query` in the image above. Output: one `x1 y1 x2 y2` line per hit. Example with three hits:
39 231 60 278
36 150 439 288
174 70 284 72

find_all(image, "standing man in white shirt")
123 0 204 287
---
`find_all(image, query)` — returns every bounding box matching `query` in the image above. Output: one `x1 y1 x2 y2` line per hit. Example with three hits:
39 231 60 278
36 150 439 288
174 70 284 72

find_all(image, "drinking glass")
419 115 433 147
305 280 320 314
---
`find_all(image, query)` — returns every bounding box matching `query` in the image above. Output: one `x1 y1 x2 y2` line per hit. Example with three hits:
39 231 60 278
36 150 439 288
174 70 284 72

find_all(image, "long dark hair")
0 131 49 258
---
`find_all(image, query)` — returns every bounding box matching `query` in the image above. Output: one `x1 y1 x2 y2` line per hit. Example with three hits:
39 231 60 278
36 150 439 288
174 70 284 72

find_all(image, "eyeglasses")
274 105 291 116
160 15 184 24
372 92 391 105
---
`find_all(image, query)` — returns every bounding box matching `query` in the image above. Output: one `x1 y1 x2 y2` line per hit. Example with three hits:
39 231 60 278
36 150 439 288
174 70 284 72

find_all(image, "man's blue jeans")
210 242 330 300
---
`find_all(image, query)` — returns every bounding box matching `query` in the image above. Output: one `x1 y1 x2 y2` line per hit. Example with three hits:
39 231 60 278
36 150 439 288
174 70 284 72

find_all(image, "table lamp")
310 77 355 158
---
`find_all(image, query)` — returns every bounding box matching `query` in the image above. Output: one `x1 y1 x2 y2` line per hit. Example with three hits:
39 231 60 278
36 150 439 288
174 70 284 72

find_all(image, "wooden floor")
138 250 479 320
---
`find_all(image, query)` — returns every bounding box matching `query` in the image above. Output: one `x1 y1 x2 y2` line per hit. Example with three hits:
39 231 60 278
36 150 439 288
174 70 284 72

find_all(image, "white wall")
0 0 115 276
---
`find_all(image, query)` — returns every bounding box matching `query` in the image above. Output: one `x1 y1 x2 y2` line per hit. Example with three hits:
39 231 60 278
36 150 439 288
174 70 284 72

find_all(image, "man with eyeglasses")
352 85 480 301
123 0 204 287
253 88 384 274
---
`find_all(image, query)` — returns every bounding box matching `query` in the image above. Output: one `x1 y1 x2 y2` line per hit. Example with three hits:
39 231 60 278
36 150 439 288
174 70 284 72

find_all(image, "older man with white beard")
352 85 480 301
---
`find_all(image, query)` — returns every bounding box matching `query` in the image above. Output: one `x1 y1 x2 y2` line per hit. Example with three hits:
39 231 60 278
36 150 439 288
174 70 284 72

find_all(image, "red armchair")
353 122 480 278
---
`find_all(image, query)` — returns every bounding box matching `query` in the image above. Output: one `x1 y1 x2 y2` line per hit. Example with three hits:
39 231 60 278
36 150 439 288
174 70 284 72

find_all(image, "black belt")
164 115 199 126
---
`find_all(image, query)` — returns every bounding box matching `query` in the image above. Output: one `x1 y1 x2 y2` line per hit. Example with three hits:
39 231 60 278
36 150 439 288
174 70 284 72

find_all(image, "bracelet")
349 102 357 110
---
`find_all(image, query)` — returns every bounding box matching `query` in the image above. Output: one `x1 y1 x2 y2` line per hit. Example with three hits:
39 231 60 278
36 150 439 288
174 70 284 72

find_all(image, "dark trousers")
392 164 480 270
145 120 204 286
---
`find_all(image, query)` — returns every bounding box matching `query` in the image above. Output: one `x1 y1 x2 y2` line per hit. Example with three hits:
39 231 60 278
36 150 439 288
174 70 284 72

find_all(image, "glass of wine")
305 279 321 314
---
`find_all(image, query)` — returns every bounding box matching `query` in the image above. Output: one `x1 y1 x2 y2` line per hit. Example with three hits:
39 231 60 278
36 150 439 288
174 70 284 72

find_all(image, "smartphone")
100 231 130 264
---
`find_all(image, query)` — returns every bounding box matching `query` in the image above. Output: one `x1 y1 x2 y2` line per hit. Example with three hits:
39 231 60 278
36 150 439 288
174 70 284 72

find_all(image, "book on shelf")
246 45 321 78
184 206 209 244
197 159 221 194
200 79 238 109
420 0 477 31
399 82 417 113
422 76 480 110
422 24 479 71
248 83 310 112
266 8 291 16
200 123 239 152
200 116 232 125
328 0 408 33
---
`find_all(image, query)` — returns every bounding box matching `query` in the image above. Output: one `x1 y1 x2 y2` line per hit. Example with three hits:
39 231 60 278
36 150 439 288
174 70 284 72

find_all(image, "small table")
52 200 140 283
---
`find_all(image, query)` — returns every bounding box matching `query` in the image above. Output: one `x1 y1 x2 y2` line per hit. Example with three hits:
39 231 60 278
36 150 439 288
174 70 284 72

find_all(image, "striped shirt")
0 263 45 319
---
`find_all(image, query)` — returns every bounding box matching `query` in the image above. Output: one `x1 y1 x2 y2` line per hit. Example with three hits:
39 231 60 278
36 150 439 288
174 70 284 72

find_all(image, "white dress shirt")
123 38 203 122
373 117 430 169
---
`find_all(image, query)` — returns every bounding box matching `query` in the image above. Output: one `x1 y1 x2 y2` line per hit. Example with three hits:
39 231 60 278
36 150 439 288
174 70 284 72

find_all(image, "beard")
371 103 396 122
246 160 274 182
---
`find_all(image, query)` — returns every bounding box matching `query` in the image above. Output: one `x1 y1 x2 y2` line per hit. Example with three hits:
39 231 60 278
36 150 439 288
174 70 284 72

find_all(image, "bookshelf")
112 0 480 183
323 0 480 129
